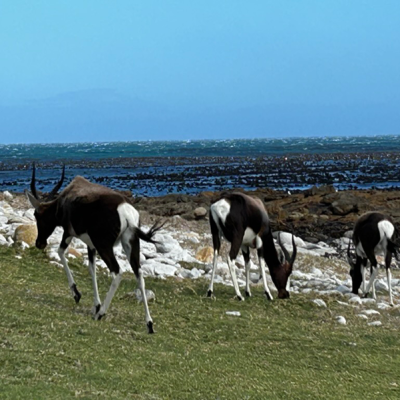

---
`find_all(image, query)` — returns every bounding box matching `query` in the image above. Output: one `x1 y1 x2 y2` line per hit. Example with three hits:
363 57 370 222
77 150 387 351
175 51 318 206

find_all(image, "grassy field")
1 245 400 399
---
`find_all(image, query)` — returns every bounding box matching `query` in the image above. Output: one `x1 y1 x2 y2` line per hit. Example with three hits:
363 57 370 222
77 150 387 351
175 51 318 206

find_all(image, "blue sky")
1 1 399 143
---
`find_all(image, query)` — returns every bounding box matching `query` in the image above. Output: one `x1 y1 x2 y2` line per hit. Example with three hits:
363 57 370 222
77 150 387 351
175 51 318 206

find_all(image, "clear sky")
1 1 399 144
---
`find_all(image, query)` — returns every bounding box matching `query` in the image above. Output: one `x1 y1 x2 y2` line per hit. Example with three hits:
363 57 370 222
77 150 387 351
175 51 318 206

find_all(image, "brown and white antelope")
25 164 163 333
208 192 297 300
347 211 398 306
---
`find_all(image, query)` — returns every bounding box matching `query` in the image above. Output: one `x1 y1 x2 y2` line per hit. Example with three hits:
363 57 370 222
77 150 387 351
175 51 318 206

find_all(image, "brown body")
26 166 162 333
208 192 296 300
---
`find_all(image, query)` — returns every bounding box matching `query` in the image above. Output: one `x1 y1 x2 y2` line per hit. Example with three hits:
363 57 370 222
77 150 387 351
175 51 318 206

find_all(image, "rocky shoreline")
1 187 400 328
2 151 400 196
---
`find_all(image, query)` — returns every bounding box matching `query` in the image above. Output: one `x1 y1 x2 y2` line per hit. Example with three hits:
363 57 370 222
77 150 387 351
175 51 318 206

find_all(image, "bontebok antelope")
208 192 297 300
347 211 398 306
25 165 162 333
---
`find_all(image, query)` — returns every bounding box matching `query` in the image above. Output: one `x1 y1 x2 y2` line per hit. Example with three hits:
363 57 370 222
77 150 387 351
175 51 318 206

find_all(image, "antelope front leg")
227 257 244 301
259 258 273 300
364 267 379 300
242 247 252 297
58 235 81 303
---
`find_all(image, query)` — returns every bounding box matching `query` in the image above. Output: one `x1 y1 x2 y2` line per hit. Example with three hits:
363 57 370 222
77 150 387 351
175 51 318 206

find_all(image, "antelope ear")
25 190 40 210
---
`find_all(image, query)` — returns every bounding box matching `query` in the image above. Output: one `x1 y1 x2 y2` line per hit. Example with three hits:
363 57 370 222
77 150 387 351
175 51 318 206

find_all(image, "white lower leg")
286 277 291 292
361 266 366 293
245 260 251 296
387 268 394 305
96 272 122 318
227 257 243 300
259 259 273 300
88 255 101 313
58 246 76 294
137 269 153 327
365 267 379 299
207 250 218 295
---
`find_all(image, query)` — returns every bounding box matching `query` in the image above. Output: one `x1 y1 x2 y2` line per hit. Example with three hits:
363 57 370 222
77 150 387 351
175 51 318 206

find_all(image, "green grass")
1 246 400 399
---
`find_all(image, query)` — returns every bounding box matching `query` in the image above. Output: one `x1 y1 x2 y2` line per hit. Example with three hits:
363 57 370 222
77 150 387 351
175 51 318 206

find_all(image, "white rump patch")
210 199 231 237
117 203 140 233
376 219 395 255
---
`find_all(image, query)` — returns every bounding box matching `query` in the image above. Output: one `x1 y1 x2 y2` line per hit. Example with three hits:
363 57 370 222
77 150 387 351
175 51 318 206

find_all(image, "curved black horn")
48 164 65 199
30 162 39 199
278 232 290 261
278 232 297 266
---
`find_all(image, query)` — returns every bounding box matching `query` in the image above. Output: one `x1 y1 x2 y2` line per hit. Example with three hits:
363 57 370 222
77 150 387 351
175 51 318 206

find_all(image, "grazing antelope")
347 211 398 305
25 164 162 333
208 192 297 300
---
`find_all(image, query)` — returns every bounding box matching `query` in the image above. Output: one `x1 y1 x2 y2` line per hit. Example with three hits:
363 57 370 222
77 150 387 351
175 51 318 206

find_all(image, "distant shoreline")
1 150 400 196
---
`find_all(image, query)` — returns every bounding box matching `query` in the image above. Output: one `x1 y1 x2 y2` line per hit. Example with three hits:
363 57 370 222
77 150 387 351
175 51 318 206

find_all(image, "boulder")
194 207 208 220
68 247 83 258
195 246 214 263
13 224 38 247
304 185 336 197
3 191 13 201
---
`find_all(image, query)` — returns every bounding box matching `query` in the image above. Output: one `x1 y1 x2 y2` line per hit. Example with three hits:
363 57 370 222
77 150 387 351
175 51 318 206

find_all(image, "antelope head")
25 163 65 249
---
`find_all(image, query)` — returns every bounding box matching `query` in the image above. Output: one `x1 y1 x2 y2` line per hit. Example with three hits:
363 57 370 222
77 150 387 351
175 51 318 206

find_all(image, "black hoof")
207 290 213 297
72 284 81 304
236 296 244 301
245 291 251 297
97 313 105 321
94 304 101 315
147 321 154 334
265 291 273 301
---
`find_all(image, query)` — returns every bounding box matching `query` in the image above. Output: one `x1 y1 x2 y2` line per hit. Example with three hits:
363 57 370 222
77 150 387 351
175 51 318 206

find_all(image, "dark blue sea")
1 136 400 196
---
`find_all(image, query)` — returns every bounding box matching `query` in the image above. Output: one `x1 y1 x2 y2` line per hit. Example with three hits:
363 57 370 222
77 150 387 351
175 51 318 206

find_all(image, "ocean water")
1 135 400 196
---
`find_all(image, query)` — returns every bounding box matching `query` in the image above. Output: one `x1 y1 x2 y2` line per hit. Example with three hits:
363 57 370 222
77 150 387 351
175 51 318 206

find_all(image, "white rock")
336 285 351 294
0 215 8 225
291 270 312 280
23 209 35 221
20 241 30 250
50 261 63 268
311 267 323 276
3 191 13 201
140 264 155 277
187 268 203 279
226 311 241 317
313 299 327 307
275 231 305 247
153 263 177 277
344 292 359 299
359 298 376 305
377 302 392 310
357 314 368 319
134 288 156 303
0 234 8 246
375 279 389 292
153 233 179 254
319 290 343 297
348 296 362 305
361 309 380 316
368 321 382 327
335 316 347 325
